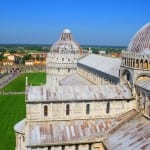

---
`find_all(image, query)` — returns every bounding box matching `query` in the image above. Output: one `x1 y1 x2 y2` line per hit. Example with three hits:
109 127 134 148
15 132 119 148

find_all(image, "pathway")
0 73 19 88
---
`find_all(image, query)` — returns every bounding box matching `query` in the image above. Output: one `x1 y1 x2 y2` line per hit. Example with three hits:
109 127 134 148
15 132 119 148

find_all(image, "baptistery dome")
128 23 150 54
63 29 71 34
51 29 82 54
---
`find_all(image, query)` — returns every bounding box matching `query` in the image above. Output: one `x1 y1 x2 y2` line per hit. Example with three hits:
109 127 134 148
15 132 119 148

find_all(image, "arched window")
86 104 90 114
136 59 139 68
143 60 148 69
106 102 110 114
66 104 70 115
44 105 48 117
133 59 135 68
127 72 130 81
140 59 143 69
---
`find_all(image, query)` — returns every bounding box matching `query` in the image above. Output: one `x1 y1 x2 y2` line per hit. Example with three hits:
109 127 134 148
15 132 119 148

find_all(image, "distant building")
3 52 10 57
14 24 150 150
34 60 46 65
29 52 47 60
46 29 83 85
99 50 106 55
108 52 121 58
25 60 34 66
2 60 14 66
7 55 15 61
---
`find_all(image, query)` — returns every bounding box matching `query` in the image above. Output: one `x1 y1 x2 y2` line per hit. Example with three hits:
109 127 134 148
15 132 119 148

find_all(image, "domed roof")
50 29 82 54
63 29 71 34
128 23 150 54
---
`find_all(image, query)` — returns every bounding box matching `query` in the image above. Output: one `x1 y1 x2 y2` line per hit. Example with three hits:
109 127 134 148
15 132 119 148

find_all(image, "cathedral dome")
128 23 150 54
50 29 82 54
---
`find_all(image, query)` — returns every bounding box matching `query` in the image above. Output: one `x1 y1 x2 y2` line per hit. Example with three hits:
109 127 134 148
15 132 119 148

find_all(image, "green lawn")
0 94 25 150
0 72 46 149
1 72 46 92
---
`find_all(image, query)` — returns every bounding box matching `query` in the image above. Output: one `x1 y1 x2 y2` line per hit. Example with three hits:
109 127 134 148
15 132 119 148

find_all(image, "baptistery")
50 29 82 54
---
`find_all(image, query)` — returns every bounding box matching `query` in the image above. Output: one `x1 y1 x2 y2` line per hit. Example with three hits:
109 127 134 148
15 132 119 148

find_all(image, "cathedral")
14 23 150 150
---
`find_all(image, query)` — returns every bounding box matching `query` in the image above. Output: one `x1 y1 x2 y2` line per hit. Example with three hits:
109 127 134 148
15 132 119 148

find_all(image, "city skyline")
0 0 150 46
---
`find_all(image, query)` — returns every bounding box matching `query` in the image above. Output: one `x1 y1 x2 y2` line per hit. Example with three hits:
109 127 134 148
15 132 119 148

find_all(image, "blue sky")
0 0 150 46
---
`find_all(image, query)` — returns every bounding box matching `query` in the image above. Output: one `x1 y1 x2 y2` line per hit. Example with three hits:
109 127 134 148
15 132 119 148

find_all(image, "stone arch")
130 58 132 66
132 58 135 68
135 59 139 68
143 60 148 69
121 69 133 84
135 73 150 83
135 74 150 112
11 67 20 73
139 59 143 69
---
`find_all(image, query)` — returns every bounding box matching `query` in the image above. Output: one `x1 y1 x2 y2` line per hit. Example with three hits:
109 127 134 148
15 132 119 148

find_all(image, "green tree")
0 53 4 61
9 50 17 54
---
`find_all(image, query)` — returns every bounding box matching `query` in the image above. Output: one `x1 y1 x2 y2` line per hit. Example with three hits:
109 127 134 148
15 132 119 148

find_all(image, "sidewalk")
0 91 25 95
0 73 19 88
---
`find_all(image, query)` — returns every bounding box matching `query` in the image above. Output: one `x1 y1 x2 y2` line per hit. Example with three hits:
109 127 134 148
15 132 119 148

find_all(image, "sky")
0 0 150 46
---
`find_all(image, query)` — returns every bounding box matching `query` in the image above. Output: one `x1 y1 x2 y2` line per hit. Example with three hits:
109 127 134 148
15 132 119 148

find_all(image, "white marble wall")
78 144 89 150
77 67 116 85
136 88 150 118
46 53 81 85
15 133 25 150
26 100 136 121
65 145 75 150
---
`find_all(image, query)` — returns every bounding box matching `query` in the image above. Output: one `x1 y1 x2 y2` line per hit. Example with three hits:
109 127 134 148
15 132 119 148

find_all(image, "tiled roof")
135 79 150 91
26 118 116 146
26 84 132 102
78 54 121 78
106 115 150 150
14 119 25 134
59 73 94 86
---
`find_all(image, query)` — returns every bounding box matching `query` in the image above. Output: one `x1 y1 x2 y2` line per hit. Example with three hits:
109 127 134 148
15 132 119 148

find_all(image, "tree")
15 56 22 64
36 55 40 61
0 53 4 61
9 50 17 54
23 54 32 60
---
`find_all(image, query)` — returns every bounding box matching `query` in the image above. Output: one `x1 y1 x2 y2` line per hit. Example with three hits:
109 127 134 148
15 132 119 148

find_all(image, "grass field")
0 72 46 149
0 94 25 150
1 72 46 92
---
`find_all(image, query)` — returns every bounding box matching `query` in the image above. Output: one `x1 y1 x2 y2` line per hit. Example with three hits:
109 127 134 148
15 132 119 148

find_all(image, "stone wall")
77 66 118 85
15 133 25 150
136 86 150 118
26 100 136 121
121 51 150 70
46 53 81 85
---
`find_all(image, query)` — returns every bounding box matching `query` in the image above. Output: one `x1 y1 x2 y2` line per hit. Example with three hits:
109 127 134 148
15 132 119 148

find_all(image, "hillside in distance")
0 44 127 54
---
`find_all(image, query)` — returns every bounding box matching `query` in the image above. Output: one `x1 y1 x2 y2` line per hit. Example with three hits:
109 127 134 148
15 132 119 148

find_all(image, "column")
78 144 89 150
